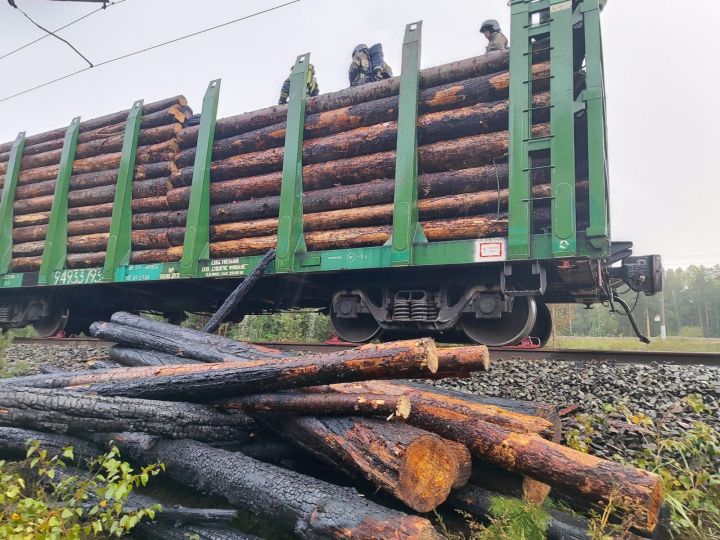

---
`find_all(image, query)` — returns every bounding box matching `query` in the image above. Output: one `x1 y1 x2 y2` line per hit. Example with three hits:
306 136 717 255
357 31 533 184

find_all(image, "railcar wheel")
529 301 552 347
459 296 537 346
32 305 70 337
330 310 381 343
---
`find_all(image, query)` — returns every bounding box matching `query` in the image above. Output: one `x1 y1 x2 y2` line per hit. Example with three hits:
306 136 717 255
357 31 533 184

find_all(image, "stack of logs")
1 49 582 272
2 97 192 272
0 312 665 539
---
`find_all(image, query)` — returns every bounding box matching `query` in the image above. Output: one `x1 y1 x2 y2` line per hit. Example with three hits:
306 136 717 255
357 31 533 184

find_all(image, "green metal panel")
549 0 578 257
507 1 533 259
275 54 310 273
581 0 611 252
390 21 426 266
39 117 81 285
180 79 221 276
0 132 26 274
102 99 144 281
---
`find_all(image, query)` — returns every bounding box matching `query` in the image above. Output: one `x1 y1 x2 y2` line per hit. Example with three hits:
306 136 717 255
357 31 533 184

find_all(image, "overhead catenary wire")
0 0 127 62
11 3 94 67
0 0 301 104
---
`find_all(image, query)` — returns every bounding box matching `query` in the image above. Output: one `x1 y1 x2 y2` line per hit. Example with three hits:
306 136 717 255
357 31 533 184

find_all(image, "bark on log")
222 391 412 419
110 311 290 361
109 346 193 367
175 89 549 168
448 484 591 540
0 386 254 442
176 51 519 148
4 124 181 173
271 415 471 512
14 161 174 201
16 140 179 185
170 121 547 189
109 433 442 539
0 96 187 154
133 523 259 540
324 386 661 532
0 426 101 464
4 338 441 401
13 177 168 215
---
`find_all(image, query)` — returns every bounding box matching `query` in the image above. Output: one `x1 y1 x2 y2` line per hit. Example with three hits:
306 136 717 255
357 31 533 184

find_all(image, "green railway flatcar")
0 0 661 346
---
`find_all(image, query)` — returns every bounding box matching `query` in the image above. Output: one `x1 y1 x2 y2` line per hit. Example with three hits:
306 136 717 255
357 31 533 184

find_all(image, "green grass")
549 335 720 353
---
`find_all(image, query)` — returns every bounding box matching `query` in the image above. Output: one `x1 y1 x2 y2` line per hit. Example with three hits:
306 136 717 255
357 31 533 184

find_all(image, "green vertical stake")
0 132 26 274
103 99 144 281
275 53 310 274
180 79 221 277
390 21 426 266
39 117 81 285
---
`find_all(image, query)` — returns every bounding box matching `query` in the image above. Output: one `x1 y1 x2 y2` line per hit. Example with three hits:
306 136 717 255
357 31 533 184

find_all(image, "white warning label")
474 238 507 262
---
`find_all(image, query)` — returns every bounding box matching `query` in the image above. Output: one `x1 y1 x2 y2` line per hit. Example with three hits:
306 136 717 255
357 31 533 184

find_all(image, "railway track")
11 337 720 367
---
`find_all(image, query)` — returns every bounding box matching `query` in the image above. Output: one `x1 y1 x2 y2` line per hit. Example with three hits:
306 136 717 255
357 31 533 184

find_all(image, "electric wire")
0 1 126 62
0 0 301 104
11 3 94 67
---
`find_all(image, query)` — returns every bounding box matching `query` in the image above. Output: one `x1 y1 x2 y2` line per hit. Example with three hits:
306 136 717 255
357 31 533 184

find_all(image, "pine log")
14 161 175 201
3 124 181 173
469 460 551 504
170 120 547 189
109 346 194 367
0 425 101 464
109 311 291 361
108 433 442 539
176 51 519 148
271 415 471 512
202 249 276 333
222 391 412 419
448 485 591 540
13 177 168 215
324 385 661 532
175 89 549 168
12 211 172 243
0 96 187 154
0 386 254 442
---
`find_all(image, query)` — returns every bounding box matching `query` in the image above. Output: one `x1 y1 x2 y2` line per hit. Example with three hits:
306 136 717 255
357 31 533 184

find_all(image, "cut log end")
398 434 463 513
396 395 412 420
423 339 439 374
353 515 444 540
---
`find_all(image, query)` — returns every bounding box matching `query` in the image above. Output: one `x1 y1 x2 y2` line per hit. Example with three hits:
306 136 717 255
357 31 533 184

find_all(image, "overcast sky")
0 0 718 269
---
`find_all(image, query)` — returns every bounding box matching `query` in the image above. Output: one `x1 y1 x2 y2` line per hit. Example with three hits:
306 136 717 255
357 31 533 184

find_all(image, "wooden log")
16 139 179 185
170 124 548 191
109 346 194 367
133 523 259 540
222 391 412 419
110 311 291 361
176 51 519 148
271 415 471 512
0 96 187 154
3 338 440 400
448 484 591 540
203 249 276 333
3 124 181 173
175 89 549 168
109 433 443 539
13 177 168 215
469 460 551 504
0 386 254 442
325 386 661 532
12 211 172 243
0 425 101 464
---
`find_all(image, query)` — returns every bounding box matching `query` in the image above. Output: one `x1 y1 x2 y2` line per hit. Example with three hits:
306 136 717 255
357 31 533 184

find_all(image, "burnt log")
272 415 471 512
109 433 442 539
110 311 290 361
0 386 254 442
133 523 259 540
0 426 101 463
109 346 192 367
3 338 441 401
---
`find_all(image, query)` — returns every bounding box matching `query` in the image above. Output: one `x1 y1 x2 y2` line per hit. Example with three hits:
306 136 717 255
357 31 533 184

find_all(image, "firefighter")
278 62 319 105
349 43 393 87
480 19 509 53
